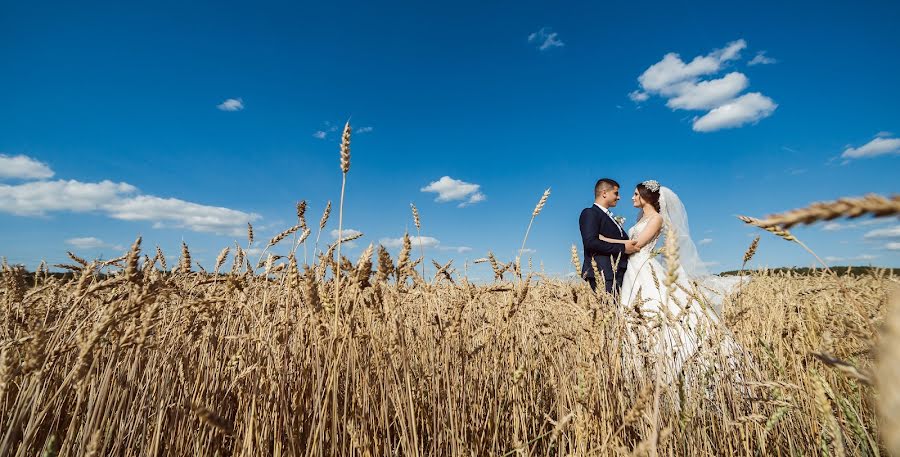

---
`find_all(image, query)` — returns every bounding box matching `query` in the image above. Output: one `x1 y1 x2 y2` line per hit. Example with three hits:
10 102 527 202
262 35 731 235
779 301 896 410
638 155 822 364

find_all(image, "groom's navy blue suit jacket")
579 204 629 292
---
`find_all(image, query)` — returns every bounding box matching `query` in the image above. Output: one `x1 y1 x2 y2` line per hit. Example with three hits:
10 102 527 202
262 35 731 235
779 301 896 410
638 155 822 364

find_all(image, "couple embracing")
578 178 745 380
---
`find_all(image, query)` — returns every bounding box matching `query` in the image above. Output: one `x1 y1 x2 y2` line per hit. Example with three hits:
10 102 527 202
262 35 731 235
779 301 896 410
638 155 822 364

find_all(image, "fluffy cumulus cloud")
692 93 777 132
216 98 244 111
0 154 55 180
841 135 900 159
630 39 777 132
665 72 749 111
0 155 260 236
0 180 138 216
528 27 564 51
107 195 260 235
421 176 486 207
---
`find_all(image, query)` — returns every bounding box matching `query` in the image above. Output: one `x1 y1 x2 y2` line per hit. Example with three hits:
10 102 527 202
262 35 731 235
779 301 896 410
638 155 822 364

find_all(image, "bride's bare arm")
597 234 633 244
632 215 663 248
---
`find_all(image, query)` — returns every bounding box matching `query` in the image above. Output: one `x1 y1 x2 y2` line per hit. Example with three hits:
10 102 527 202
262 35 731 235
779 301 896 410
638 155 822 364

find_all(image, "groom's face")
601 186 621 207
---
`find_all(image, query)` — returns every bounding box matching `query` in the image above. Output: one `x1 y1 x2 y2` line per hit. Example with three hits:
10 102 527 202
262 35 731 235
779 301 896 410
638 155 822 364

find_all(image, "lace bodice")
628 215 664 256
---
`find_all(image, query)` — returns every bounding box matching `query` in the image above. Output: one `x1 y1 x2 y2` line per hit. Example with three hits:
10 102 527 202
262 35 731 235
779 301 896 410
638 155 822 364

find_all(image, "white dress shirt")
594 203 624 236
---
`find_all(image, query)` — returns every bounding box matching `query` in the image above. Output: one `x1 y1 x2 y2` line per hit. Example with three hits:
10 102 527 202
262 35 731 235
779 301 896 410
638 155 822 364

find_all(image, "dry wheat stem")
738 215 833 273
335 120 351 315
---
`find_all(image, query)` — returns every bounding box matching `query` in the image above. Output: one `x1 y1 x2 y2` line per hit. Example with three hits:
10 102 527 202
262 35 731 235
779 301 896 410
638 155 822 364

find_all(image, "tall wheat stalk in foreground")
334 120 351 307
518 188 550 272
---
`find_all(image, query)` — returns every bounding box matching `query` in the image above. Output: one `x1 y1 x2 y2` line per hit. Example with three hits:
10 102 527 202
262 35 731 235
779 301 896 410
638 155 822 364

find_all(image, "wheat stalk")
518 187 550 272
410 203 426 280
755 193 900 228
738 215 832 273
335 120 351 315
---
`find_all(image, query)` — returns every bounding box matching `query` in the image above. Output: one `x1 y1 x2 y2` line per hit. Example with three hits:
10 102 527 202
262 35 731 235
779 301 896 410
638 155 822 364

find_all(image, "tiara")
641 180 660 192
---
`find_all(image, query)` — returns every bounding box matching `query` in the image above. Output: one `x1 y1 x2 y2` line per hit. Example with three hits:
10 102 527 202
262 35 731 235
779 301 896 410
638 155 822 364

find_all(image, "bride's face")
632 188 643 208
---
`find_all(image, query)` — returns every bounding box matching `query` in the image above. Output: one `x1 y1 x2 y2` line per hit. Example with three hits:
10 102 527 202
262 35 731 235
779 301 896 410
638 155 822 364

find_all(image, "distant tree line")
719 266 899 277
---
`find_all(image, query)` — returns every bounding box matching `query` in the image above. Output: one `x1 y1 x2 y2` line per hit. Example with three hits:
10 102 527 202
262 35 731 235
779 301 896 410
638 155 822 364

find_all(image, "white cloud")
356 126 374 134
0 180 137 216
216 98 244 112
330 228 362 239
0 179 260 236
864 225 900 240
887 242 900 251
629 91 649 102
421 176 486 207
107 195 260 236
692 92 777 132
823 222 850 231
0 154 55 180
312 131 327 140
520 248 537 254
824 219 894 231
631 39 776 132
637 40 745 93
841 136 900 159
698 238 713 245
244 247 264 256
379 235 470 253
439 245 473 254
66 236 118 249
826 254 879 264
380 236 441 249
528 27 564 51
748 51 777 66
665 72 749 110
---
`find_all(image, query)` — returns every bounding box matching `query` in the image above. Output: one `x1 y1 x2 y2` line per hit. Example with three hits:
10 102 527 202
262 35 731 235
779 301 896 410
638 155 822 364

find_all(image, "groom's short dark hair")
594 178 619 197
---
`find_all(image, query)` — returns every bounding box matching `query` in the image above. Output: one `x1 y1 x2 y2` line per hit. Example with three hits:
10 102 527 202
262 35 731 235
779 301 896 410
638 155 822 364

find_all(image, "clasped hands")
623 240 639 254
598 234 640 254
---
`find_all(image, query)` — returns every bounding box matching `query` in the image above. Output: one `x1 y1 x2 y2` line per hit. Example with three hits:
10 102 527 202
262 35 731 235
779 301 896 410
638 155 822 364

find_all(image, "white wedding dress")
617 188 744 385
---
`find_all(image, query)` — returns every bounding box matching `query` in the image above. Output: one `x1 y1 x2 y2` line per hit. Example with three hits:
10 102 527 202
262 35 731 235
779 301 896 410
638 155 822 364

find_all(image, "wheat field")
0 231 897 456
2 125 899 456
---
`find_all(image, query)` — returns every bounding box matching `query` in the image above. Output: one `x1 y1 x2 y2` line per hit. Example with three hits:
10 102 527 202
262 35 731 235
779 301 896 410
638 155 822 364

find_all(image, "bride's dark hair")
636 183 661 212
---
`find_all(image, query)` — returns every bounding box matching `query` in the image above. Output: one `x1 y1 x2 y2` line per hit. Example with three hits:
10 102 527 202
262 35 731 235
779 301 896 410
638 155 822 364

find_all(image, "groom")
579 178 636 293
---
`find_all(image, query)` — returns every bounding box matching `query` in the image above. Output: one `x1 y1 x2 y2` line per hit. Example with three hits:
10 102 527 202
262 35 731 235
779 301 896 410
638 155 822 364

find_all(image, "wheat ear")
335 120 351 312
518 187 550 272
411 203 426 280
738 215 832 273
755 193 899 229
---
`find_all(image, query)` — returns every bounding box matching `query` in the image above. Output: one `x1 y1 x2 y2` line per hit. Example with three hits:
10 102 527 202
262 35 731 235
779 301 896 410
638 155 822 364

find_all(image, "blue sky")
1 0 899 277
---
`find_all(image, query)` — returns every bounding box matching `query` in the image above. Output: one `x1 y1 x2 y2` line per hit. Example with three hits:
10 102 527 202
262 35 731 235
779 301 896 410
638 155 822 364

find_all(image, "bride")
598 180 744 382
